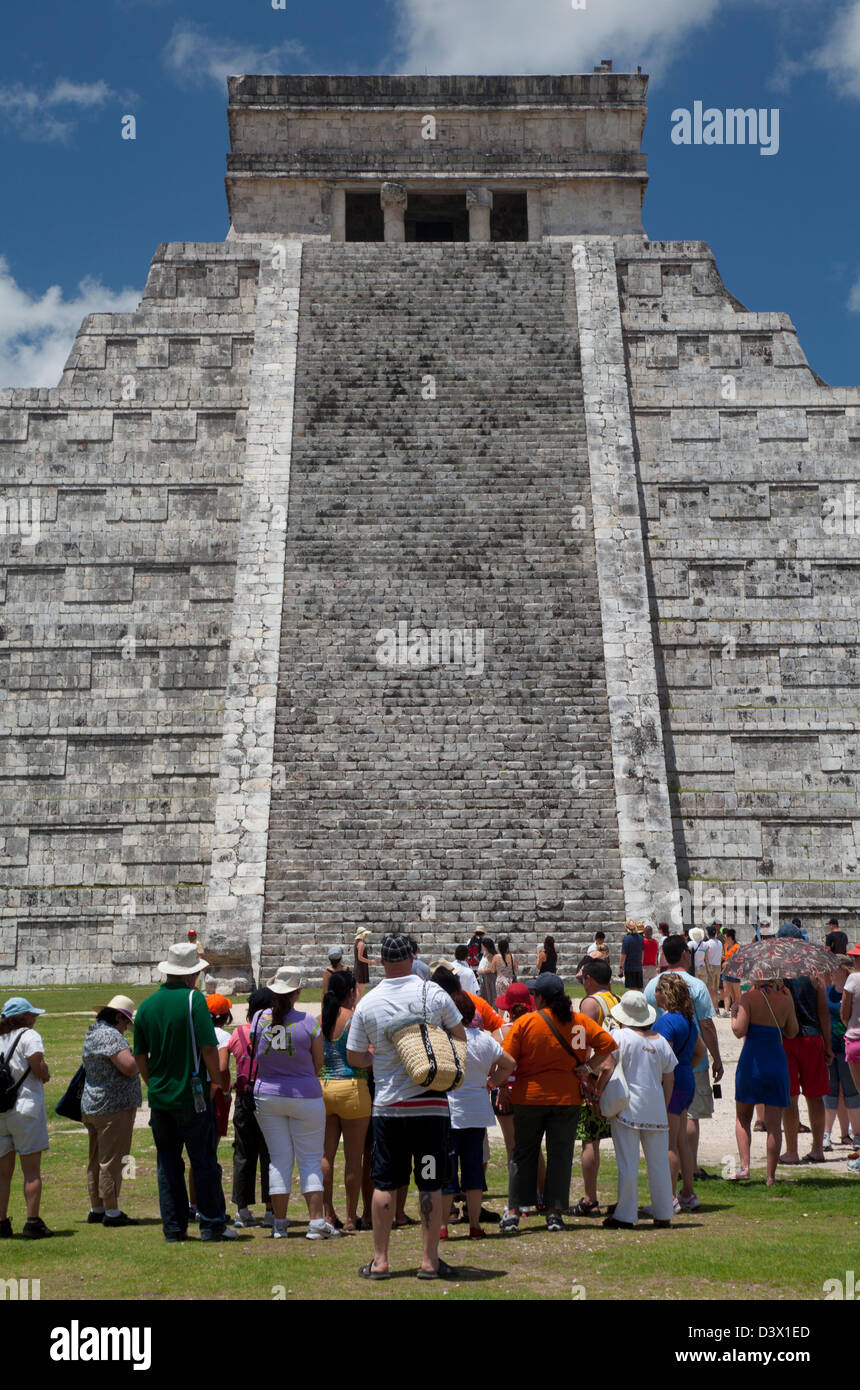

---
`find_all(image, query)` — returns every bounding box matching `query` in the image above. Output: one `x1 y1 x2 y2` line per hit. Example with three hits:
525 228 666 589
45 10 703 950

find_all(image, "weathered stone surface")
2 73 858 987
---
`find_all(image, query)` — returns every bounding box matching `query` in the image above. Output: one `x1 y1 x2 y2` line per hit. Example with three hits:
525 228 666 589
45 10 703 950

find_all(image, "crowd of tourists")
0 918 857 1277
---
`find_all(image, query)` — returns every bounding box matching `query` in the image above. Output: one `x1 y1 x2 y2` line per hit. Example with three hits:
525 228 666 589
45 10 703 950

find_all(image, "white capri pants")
254 1094 326 1196
610 1119 674 1225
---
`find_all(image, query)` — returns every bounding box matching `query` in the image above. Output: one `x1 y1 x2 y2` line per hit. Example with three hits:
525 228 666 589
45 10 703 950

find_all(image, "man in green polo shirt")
134 942 235 1243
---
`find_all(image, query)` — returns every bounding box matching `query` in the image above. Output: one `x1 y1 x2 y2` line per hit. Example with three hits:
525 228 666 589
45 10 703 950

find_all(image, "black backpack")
0 1032 30 1113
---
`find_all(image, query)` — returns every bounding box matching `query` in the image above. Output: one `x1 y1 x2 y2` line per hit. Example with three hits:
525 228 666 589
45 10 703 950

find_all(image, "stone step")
259 242 625 967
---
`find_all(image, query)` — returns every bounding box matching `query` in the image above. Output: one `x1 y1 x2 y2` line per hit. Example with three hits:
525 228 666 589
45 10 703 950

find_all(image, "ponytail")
271 991 299 1027
321 970 356 1039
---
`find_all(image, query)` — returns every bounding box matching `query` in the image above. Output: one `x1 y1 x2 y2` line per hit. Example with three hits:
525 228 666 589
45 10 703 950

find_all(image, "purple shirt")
250 1008 322 1100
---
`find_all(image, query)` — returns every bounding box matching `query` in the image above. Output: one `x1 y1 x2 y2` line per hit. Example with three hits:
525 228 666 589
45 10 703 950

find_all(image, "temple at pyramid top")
225 70 649 241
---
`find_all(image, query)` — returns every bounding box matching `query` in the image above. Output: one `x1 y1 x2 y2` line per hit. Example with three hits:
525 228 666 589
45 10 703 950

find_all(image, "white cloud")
0 256 140 389
163 23 307 89
0 79 118 142
390 0 729 78
811 0 860 97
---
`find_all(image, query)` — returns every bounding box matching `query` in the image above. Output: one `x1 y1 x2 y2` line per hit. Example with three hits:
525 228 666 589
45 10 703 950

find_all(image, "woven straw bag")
385 982 467 1092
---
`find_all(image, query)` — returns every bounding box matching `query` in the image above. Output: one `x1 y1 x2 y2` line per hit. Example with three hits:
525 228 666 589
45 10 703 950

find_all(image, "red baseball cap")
495 982 534 1013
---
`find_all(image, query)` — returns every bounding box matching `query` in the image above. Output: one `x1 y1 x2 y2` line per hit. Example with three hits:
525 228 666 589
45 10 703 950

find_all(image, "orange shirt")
502 1008 617 1106
468 993 505 1033
725 942 739 958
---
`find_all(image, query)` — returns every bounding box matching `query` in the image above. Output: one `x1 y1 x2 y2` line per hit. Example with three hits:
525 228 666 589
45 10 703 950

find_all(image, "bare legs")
322 1114 342 1226
0 1151 43 1222
580 1140 600 1206
0 1151 15 1220
737 1102 783 1183
322 1114 370 1228
782 1096 825 1161
668 1110 695 1199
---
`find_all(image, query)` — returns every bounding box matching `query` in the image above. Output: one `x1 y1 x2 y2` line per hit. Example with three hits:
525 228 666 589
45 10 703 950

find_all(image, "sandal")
800 1153 827 1163
417 1258 459 1280
753 1122 766 1133
394 1215 418 1228
729 1169 750 1182
571 1198 601 1217
358 1262 390 1280
778 1155 802 1165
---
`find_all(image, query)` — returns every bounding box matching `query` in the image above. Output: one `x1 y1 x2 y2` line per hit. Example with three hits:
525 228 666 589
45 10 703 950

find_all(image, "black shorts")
624 969 644 990
443 1127 487 1195
371 1114 450 1191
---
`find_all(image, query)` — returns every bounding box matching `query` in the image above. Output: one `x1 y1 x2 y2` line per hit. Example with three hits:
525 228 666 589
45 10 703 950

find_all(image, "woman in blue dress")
732 979 799 1184
654 973 706 1211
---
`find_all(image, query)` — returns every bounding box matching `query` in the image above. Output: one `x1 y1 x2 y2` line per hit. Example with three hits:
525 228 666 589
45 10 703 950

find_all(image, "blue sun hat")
1 996 45 1018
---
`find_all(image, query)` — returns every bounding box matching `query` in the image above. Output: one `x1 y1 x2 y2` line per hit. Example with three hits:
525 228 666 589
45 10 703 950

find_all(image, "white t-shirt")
452 961 479 993
615 1028 677 1130
705 939 723 968
448 1028 504 1130
844 973 860 1040
691 941 709 972
0 1027 45 1112
348 977 462 1112
214 1027 231 1048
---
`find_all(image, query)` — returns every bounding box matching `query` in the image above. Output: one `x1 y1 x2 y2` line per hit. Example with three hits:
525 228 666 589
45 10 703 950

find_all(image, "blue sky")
1 0 858 386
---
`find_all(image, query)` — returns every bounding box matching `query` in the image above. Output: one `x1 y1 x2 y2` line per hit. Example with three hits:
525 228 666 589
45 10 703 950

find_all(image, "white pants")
254 1094 325 1196
610 1119 673 1225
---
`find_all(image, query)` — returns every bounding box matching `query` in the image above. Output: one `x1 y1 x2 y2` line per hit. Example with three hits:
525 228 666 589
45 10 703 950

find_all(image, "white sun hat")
266 966 303 994
157 942 209 975
610 990 657 1029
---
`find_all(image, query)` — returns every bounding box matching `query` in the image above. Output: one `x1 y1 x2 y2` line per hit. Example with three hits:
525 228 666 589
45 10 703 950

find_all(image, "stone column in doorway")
330 188 346 242
467 186 493 241
381 182 407 242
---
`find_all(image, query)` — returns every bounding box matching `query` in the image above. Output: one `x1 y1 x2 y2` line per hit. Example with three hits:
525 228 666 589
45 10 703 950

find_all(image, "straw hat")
354 928 370 941
266 966 303 994
101 994 135 1021
157 942 209 975
610 990 657 1029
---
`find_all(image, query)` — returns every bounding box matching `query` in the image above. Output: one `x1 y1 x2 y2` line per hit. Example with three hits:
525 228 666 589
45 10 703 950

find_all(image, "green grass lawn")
2 984 854 1301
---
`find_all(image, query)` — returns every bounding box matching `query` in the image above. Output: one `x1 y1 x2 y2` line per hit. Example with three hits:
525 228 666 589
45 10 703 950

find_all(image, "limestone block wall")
618 236 860 938
0 243 260 983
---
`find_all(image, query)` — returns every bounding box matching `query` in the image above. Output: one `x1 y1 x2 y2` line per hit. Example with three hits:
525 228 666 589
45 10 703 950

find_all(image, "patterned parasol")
722 939 841 983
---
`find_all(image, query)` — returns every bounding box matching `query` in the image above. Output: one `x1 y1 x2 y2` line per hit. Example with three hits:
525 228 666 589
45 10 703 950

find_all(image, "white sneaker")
307 1219 341 1240
679 1193 701 1212
641 1198 680 1218
272 1223 288 1239
822 1134 833 1152
217 1226 240 1241
233 1209 258 1228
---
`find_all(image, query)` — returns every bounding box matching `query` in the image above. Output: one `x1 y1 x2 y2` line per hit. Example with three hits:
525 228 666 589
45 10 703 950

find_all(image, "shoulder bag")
55 1064 86 1123
385 982 467 1092
539 1007 630 1119
235 1017 261 1120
